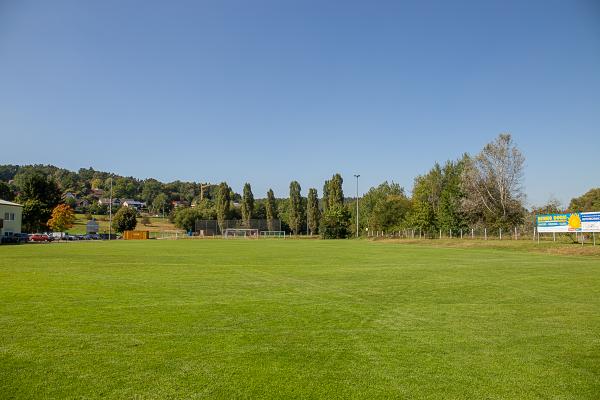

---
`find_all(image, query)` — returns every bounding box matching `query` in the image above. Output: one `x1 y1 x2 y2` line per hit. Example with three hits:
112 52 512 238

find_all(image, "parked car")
29 233 50 242
1 234 19 244
50 232 66 241
13 233 30 244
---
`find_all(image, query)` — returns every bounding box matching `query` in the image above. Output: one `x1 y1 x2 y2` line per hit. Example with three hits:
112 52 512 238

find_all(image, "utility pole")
199 183 219 202
109 177 113 240
354 174 360 238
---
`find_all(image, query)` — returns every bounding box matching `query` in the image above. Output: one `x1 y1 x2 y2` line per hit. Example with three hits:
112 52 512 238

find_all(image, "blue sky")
1 0 599 206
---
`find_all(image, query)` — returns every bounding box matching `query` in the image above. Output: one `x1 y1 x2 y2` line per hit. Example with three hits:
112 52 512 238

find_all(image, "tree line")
2 134 599 236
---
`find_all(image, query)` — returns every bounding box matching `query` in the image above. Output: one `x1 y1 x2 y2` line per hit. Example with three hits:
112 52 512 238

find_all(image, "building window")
4 213 15 221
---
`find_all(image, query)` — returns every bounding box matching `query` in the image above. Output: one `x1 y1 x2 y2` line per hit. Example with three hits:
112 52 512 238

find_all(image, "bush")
173 207 203 232
320 205 351 239
111 207 138 233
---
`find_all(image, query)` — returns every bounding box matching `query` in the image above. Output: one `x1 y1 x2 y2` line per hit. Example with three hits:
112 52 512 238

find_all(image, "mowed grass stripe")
1 240 599 399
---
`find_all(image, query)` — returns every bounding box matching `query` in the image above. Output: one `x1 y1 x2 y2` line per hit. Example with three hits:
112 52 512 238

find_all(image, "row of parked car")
1 232 119 244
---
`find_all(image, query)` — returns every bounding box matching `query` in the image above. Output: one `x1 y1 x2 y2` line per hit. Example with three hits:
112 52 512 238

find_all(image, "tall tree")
408 175 437 232
16 172 62 232
216 182 231 232
288 181 304 235
266 189 277 231
461 134 525 228
328 173 344 208
320 174 351 239
322 180 330 212
241 183 254 227
307 188 320 235
436 159 467 233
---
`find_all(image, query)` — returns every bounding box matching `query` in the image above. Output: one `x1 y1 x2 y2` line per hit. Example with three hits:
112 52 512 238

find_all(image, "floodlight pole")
109 177 113 240
354 174 360 238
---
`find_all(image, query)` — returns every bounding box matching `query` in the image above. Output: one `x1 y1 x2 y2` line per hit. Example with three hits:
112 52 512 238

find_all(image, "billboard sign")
537 212 600 233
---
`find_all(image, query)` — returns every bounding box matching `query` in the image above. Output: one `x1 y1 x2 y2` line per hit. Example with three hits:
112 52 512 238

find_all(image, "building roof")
0 199 23 207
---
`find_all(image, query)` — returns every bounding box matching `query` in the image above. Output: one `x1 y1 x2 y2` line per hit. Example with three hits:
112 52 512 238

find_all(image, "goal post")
260 231 286 238
223 228 259 239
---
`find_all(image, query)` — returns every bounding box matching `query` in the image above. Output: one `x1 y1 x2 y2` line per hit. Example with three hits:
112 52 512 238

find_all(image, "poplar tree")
288 181 304 235
328 173 344 208
320 174 351 239
266 189 277 231
216 182 231 232
322 180 330 212
241 183 254 227
307 188 320 235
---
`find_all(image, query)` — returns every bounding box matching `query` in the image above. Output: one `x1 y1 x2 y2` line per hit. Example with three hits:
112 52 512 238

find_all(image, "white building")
122 199 146 210
0 199 23 236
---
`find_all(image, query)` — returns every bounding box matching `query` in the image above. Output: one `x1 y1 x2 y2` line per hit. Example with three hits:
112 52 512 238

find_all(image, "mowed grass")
1 240 599 399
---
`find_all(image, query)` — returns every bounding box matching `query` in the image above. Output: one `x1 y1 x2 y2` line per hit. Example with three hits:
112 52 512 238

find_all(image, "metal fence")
365 226 597 244
195 219 282 236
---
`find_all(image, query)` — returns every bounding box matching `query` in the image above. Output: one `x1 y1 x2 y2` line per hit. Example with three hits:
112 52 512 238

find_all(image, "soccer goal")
223 228 259 239
260 231 286 239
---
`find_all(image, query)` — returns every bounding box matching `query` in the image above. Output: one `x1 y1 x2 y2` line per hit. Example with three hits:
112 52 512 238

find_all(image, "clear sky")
1 0 599 205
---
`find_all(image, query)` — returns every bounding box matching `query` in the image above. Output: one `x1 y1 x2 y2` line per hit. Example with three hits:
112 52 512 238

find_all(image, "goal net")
223 228 259 239
260 231 286 238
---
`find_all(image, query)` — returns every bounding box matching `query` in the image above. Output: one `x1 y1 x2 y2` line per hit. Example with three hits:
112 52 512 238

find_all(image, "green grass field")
1 240 599 399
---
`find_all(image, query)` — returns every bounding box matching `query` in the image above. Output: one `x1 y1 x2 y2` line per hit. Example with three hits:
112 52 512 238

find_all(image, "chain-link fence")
195 219 282 236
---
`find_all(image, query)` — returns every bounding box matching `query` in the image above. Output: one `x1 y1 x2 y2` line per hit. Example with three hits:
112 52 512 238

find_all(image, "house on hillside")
76 198 90 208
122 199 146 210
0 199 23 236
91 188 104 198
171 200 189 208
98 198 120 207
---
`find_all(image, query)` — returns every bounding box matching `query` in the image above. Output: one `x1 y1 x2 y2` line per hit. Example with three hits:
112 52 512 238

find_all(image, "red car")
29 233 50 242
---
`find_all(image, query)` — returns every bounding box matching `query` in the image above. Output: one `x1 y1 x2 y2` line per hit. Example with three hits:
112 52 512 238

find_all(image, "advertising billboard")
537 212 600 233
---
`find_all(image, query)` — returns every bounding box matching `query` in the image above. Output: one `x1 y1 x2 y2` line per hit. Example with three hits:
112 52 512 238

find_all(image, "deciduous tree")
266 189 277 231
16 172 62 232
461 134 525 228
288 181 304 235
568 188 600 212
320 205 351 239
307 188 320 235
152 193 169 216
112 207 138 233
47 204 76 232
216 182 231 232
241 183 254 227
